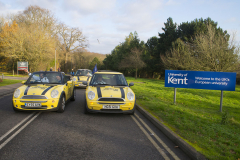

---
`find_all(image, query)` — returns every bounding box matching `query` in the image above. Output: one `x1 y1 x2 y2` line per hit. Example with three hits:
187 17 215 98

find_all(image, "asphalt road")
0 89 191 160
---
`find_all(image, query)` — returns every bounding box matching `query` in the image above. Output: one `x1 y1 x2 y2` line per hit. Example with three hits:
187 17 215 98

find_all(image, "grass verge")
126 77 240 160
0 72 28 77
0 79 23 87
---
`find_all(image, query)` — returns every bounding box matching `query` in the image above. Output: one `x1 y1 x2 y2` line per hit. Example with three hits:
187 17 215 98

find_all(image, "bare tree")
119 47 146 79
56 23 88 72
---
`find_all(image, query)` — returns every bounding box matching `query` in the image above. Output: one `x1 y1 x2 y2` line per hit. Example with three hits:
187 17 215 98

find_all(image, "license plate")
103 105 120 109
25 103 42 107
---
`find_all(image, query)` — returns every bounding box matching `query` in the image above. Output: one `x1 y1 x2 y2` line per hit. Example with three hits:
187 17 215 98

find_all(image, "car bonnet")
94 86 129 99
21 85 56 96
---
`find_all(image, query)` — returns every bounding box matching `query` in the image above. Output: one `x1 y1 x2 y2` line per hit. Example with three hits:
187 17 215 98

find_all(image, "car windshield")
25 72 62 84
90 74 128 86
75 70 92 76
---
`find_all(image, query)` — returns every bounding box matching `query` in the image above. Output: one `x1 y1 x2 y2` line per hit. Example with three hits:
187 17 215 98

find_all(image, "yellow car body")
72 69 92 88
12 71 75 113
84 71 135 114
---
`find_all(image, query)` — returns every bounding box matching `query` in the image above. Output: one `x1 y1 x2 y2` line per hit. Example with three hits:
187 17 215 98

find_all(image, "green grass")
0 79 23 87
0 72 28 77
126 77 240 160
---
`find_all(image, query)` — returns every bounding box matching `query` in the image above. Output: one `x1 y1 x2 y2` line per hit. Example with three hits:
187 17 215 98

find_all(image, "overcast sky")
0 0 239 54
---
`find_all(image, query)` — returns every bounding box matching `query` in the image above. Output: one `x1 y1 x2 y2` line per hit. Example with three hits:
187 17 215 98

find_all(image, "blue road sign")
165 70 236 91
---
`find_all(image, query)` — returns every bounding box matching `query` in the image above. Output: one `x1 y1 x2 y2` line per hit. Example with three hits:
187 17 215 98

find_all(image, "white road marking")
0 112 41 150
134 113 181 160
131 115 170 160
0 112 36 141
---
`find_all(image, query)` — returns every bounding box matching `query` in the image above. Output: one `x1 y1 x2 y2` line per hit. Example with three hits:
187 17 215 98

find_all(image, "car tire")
128 107 135 115
128 100 136 115
12 102 19 112
70 88 76 101
84 97 89 114
57 95 65 113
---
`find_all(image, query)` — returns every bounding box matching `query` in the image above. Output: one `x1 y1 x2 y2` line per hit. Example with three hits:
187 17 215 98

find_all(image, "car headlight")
51 89 59 98
73 77 76 82
88 91 95 100
127 92 134 101
14 89 20 98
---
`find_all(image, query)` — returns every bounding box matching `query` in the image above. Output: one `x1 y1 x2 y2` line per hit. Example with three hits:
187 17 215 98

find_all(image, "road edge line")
136 104 206 160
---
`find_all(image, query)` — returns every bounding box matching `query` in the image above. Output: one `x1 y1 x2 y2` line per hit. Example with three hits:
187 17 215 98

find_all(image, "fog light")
129 103 131 105
51 105 54 108
90 102 93 105
15 105 17 107
52 100 55 103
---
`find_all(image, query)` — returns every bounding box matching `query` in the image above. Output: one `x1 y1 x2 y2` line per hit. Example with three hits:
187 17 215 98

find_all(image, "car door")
63 75 72 100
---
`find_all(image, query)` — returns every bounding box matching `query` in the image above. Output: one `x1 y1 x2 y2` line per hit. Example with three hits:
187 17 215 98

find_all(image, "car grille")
97 98 125 104
21 95 48 99
21 105 47 109
98 98 124 101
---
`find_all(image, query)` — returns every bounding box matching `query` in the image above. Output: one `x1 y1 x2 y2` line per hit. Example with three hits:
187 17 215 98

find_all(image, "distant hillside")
81 50 107 63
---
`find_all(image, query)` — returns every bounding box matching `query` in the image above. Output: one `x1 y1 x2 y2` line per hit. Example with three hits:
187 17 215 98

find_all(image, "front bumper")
86 100 135 114
12 98 59 111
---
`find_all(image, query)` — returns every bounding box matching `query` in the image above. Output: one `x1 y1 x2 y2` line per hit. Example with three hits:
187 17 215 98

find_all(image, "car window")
64 75 71 83
26 72 62 84
75 70 92 76
90 74 128 86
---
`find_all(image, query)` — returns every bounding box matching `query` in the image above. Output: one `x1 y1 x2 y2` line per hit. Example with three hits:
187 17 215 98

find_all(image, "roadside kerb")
136 104 206 160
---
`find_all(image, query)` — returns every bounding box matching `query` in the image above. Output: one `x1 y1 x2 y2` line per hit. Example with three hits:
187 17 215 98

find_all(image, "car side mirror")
129 82 134 87
67 81 72 85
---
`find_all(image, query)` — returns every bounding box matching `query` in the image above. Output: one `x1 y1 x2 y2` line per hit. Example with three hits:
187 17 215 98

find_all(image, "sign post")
174 88 177 104
165 70 236 112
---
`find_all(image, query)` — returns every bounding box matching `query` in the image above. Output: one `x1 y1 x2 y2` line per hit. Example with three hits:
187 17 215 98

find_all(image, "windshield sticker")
103 88 118 91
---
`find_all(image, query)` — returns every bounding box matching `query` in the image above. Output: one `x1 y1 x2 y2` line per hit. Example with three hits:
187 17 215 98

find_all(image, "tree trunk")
64 52 68 72
135 67 138 79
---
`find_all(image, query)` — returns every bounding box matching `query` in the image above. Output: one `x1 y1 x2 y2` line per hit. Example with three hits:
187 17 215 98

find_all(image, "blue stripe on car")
97 87 102 98
41 86 54 95
120 88 125 99
24 86 30 95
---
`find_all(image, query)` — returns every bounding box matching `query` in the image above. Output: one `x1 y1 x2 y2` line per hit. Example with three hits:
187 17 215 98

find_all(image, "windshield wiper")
93 83 109 86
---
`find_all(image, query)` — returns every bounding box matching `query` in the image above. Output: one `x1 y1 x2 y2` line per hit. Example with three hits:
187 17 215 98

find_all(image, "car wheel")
84 97 89 114
128 107 135 115
12 102 19 112
70 88 76 101
57 95 65 113
128 100 136 115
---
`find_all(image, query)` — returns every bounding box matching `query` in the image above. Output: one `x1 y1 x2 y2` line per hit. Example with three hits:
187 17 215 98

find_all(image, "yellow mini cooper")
83 71 135 114
12 71 75 113
72 69 92 88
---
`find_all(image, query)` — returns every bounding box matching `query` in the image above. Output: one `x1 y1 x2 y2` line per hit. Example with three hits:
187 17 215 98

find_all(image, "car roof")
33 71 60 74
77 69 91 71
94 71 122 75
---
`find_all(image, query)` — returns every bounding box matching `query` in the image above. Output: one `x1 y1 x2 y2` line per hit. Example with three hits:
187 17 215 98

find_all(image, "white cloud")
1 0 240 55
62 0 116 15
0 1 22 16
14 0 58 9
